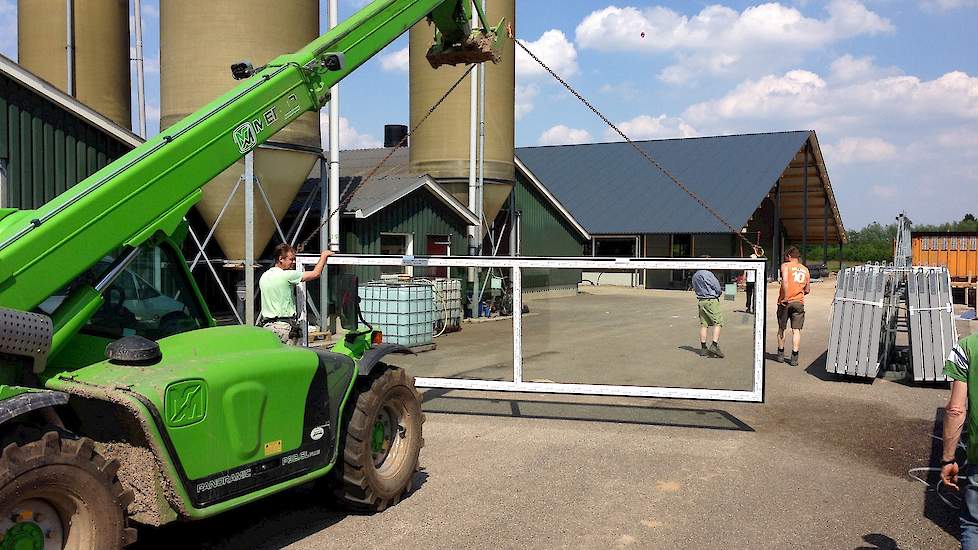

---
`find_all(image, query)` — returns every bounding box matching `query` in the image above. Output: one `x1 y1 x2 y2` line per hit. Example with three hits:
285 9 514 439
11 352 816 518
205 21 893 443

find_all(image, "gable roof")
340 173 478 224
515 131 843 240
298 156 477 225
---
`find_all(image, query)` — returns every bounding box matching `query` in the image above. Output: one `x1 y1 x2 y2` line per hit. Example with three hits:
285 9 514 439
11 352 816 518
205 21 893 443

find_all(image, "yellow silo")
409 0 515 224
160 0 320 262
18 0 132 128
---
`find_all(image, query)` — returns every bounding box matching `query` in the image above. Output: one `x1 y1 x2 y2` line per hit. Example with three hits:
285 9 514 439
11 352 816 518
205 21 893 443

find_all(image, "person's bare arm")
941 380 968 489
300 250 333 282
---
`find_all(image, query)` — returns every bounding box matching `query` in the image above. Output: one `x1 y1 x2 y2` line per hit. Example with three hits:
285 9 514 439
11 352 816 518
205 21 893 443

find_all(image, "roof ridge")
515 130 813 151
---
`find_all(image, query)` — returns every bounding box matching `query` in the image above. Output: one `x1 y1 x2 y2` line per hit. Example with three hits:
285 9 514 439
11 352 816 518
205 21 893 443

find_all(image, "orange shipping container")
911 232 978 282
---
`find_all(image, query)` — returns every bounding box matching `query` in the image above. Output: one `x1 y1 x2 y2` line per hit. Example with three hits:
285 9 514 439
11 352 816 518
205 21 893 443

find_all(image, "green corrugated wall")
0 73 131 209
341 187 470 284
512 172 587 289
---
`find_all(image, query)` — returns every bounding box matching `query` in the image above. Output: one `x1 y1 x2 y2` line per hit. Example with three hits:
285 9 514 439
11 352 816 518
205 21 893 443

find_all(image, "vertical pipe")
328 0 340 254
320 154 331 332
244 152 255 326
467 4 479 319
512 266 522 384
133 0 147 137
65 0 75 96
823 196 829 266
802 141 809 265
773 180 781 279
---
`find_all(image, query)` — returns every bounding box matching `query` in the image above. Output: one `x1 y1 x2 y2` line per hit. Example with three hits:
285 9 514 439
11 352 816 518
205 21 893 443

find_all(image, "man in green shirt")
940 332 978 549
258 243 331 345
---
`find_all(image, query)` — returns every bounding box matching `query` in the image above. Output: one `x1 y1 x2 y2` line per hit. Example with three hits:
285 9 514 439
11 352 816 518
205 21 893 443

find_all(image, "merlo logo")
233 122 257 153
165 380 207 427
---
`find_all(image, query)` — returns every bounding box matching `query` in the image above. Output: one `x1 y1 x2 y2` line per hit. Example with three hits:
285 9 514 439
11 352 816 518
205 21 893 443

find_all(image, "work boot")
789 353 799 367
777 349 785 363
709 342 725 358
698 345 709 357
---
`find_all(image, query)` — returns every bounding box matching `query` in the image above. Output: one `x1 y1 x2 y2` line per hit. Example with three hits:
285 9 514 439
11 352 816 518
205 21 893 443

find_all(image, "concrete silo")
17 0 132 128
160 0 320 262
408 0 515 226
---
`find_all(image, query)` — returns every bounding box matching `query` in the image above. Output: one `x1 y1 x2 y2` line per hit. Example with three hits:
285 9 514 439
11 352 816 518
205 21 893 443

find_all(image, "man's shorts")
698 298 724 327
777 302 805 330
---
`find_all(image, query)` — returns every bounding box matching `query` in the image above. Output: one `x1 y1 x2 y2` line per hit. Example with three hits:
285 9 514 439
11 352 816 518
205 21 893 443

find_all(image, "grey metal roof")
515 131 813 235
299 152 476 225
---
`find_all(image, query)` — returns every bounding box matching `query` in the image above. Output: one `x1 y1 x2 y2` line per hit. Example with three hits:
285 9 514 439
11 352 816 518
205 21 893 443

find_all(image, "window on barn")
921 238 929 251
380 233 413 276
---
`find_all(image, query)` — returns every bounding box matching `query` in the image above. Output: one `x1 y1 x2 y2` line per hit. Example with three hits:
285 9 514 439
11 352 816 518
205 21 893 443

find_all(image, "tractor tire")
0 431 136 549
334 366 424 513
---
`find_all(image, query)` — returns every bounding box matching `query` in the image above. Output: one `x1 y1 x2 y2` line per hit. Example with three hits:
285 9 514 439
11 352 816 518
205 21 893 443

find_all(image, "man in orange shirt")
777 246 811 366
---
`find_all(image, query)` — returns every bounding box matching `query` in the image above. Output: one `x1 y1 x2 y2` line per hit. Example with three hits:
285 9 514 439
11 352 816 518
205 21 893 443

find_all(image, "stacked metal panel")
894 213 913 268
907 266 957 382
827 265 892 377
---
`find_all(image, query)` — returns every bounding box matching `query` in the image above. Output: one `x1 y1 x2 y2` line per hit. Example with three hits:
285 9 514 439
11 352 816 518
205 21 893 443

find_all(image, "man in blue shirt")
692 256 725 358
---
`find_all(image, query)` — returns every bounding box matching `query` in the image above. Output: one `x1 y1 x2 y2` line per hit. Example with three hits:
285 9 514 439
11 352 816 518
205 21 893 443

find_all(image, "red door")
426 235 450 277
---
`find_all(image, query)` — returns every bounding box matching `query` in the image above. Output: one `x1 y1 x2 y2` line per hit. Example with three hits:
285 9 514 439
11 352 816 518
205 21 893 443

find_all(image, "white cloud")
515 83 539 120
604 114 698 141
828 54 901 84
822 137 898 164
379 47 408 73
319 114 383 149
919 0 977 11
682 69 978 129
0 0 16 60
575 1 892 84
516 30 578 79
538 125 591 146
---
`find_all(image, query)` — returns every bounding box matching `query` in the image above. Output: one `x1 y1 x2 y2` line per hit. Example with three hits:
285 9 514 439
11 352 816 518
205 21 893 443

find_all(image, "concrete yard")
396 285 758 391
134 279 977 550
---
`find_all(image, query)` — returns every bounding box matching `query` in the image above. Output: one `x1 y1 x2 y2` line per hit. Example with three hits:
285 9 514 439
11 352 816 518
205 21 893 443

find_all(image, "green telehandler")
0 1 502 547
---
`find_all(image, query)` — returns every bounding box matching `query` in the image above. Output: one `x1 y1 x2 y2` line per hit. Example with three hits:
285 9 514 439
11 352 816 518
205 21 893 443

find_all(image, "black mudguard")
0 390 68 425
358 343 414 377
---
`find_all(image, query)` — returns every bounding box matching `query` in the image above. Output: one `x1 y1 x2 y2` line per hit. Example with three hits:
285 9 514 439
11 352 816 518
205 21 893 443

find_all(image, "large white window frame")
303 254 767 403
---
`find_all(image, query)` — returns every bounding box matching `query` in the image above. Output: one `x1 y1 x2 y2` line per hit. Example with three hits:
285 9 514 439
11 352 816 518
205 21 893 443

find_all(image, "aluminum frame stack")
906 266 957 382
827 264 893 378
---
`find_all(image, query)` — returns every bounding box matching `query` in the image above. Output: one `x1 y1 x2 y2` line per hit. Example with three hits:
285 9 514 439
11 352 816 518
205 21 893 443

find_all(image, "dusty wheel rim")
371 399 408 474
0 499 66 550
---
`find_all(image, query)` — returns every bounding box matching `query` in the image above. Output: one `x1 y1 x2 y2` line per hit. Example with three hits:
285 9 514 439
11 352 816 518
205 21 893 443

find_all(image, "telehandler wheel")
334 366 424 512
0 432 137 549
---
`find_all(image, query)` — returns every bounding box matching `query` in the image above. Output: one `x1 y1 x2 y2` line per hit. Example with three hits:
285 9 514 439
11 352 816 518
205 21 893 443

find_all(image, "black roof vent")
384 124 408 148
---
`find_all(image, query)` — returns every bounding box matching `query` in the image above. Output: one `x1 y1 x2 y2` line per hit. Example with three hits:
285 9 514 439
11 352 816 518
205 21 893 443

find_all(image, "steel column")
244 152 255 325
823 197 829 264
773 179 781 276
802 142 809 264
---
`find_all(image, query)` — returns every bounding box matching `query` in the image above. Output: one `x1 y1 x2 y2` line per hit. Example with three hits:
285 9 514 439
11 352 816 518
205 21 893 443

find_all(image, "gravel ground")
134 279 974 550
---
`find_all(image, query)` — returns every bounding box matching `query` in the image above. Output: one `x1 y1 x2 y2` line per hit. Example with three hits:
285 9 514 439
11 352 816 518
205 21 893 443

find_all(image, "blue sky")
1 0 976 229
